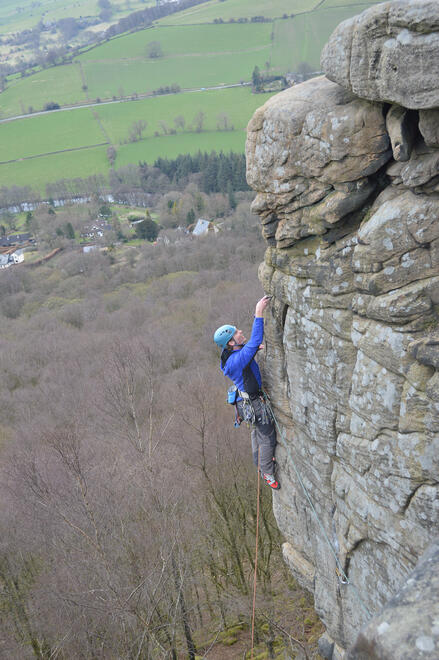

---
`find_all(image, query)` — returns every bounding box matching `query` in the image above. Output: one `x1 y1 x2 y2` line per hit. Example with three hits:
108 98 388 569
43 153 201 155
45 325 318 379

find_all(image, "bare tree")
146 41 163 58
128 119 147 143
216 111 232 131
193 110 205 133
158 119 170 135
107 144 117 165
95 339 171 464
174 114 185 131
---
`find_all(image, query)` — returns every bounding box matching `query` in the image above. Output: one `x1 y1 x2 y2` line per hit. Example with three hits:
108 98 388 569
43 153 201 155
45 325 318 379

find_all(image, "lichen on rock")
246 1 439 658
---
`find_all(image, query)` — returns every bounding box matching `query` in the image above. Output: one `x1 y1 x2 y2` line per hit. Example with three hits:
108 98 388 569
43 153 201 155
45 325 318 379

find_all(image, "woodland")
0 200 323 658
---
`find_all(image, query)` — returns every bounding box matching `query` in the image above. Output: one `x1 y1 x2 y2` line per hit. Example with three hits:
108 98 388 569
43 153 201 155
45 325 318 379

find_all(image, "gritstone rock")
321 0 439 109
246 0 439 656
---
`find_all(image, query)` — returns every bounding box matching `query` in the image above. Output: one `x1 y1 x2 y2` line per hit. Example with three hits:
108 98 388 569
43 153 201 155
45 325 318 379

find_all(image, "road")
0 82 251 125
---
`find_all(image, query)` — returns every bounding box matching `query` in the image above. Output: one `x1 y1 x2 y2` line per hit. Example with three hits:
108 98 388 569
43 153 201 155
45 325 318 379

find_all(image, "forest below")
0 201 323 658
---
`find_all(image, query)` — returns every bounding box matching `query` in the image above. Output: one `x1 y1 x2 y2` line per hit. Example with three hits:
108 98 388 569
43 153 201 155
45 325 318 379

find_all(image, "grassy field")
0 87 272 191
0 64 86 118
0 0 154 34
163 0 312 25
163 0 382 24
0 130 255 193
0 108 104 162
0 23 271 117
0 3 382 119
97 86 271 142
271 4 380 71
0 145 109 190
79 22 272 60
79 23 272 99
0 0 384 194
82 49 269 98
115 129 248 168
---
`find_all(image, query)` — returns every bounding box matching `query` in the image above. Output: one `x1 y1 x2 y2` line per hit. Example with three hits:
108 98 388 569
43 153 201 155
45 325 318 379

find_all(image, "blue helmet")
214 324 236 349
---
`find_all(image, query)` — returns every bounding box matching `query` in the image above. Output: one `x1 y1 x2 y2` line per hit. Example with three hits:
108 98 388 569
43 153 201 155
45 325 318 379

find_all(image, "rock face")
348 541 439 659
321 0 439 109
246 1 439 657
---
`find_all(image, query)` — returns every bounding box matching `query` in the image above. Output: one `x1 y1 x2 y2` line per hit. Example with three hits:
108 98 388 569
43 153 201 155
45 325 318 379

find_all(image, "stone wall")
246 1 439 657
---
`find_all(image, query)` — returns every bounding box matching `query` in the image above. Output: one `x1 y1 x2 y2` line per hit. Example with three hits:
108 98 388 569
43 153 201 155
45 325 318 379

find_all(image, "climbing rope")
264 396 372 620
250 447 261 660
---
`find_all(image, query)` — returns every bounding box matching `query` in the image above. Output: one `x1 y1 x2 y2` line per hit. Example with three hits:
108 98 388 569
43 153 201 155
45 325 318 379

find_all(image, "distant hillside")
0 0 382 194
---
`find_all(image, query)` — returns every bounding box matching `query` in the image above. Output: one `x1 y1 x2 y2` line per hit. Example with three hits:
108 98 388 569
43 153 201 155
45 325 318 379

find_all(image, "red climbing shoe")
263 472 281 490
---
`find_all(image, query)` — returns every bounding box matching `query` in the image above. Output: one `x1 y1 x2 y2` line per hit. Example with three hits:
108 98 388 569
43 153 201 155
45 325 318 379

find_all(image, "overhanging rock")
321 0 439 109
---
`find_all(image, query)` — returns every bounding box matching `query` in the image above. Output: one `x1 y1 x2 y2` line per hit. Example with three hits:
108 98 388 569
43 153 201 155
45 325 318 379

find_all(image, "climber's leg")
251 398 277 476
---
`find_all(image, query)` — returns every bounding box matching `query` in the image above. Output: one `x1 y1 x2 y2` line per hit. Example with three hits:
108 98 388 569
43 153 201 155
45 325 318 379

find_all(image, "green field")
0 23 272 118
79 23 272 99
271 5 380 71
163 0 312 25
0 0 384 194
116 129 249 168
0 3 382 119
0 87 273 191
97 87 270 143
79 22 272 60
0 109 104 162
163 0 381 25
0 0 154 35
82 48 270 99
0 64 86 118
0 145 109 190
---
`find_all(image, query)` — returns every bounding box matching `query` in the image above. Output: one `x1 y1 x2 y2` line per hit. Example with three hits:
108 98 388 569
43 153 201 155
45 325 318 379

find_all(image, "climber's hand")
255 295 272 317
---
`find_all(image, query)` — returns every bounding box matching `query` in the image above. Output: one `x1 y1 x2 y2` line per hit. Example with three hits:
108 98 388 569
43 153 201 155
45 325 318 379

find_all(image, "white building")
0 254 10 269
11 249 24 264
192 218 220 237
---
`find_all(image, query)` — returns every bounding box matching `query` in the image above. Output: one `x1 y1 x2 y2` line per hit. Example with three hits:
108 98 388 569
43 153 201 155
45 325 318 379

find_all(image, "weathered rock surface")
247 76 391 249
321 0 439 109
347 540 439 659
246 1 439 657
386 105 415 161
419 109 439 147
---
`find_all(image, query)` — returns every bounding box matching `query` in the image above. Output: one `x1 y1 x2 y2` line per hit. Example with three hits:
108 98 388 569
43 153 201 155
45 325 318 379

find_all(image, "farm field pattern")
0 0 382 192
0 0 154 34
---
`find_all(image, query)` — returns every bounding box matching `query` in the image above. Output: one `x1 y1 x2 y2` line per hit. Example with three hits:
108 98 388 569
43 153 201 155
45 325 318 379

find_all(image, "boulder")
246 77 390 247
419 109 439 146
321 0 439 109
246 76 390 195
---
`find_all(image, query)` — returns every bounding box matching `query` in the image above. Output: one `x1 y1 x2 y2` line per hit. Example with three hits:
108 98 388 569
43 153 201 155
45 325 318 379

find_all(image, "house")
0 248 25 267
83 245 99 254
11 249 24 264
192 219 220 237
0 254 10 269
0 233 34 247
80 220 113 239
7 233 32 245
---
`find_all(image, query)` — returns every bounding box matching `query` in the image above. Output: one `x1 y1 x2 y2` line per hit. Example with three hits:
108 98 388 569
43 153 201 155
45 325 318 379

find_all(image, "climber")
214 295 280 490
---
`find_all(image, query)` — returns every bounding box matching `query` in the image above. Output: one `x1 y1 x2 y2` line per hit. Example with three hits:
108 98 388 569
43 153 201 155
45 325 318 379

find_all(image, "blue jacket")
220 316 263 394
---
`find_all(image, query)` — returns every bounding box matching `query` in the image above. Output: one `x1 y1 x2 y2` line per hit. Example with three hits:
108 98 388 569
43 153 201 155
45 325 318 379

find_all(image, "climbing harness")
263 393 372 620
229 388 273 429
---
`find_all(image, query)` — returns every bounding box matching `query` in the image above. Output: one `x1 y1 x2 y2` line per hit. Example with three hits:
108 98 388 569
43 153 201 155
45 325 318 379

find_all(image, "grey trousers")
237 396 277 475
